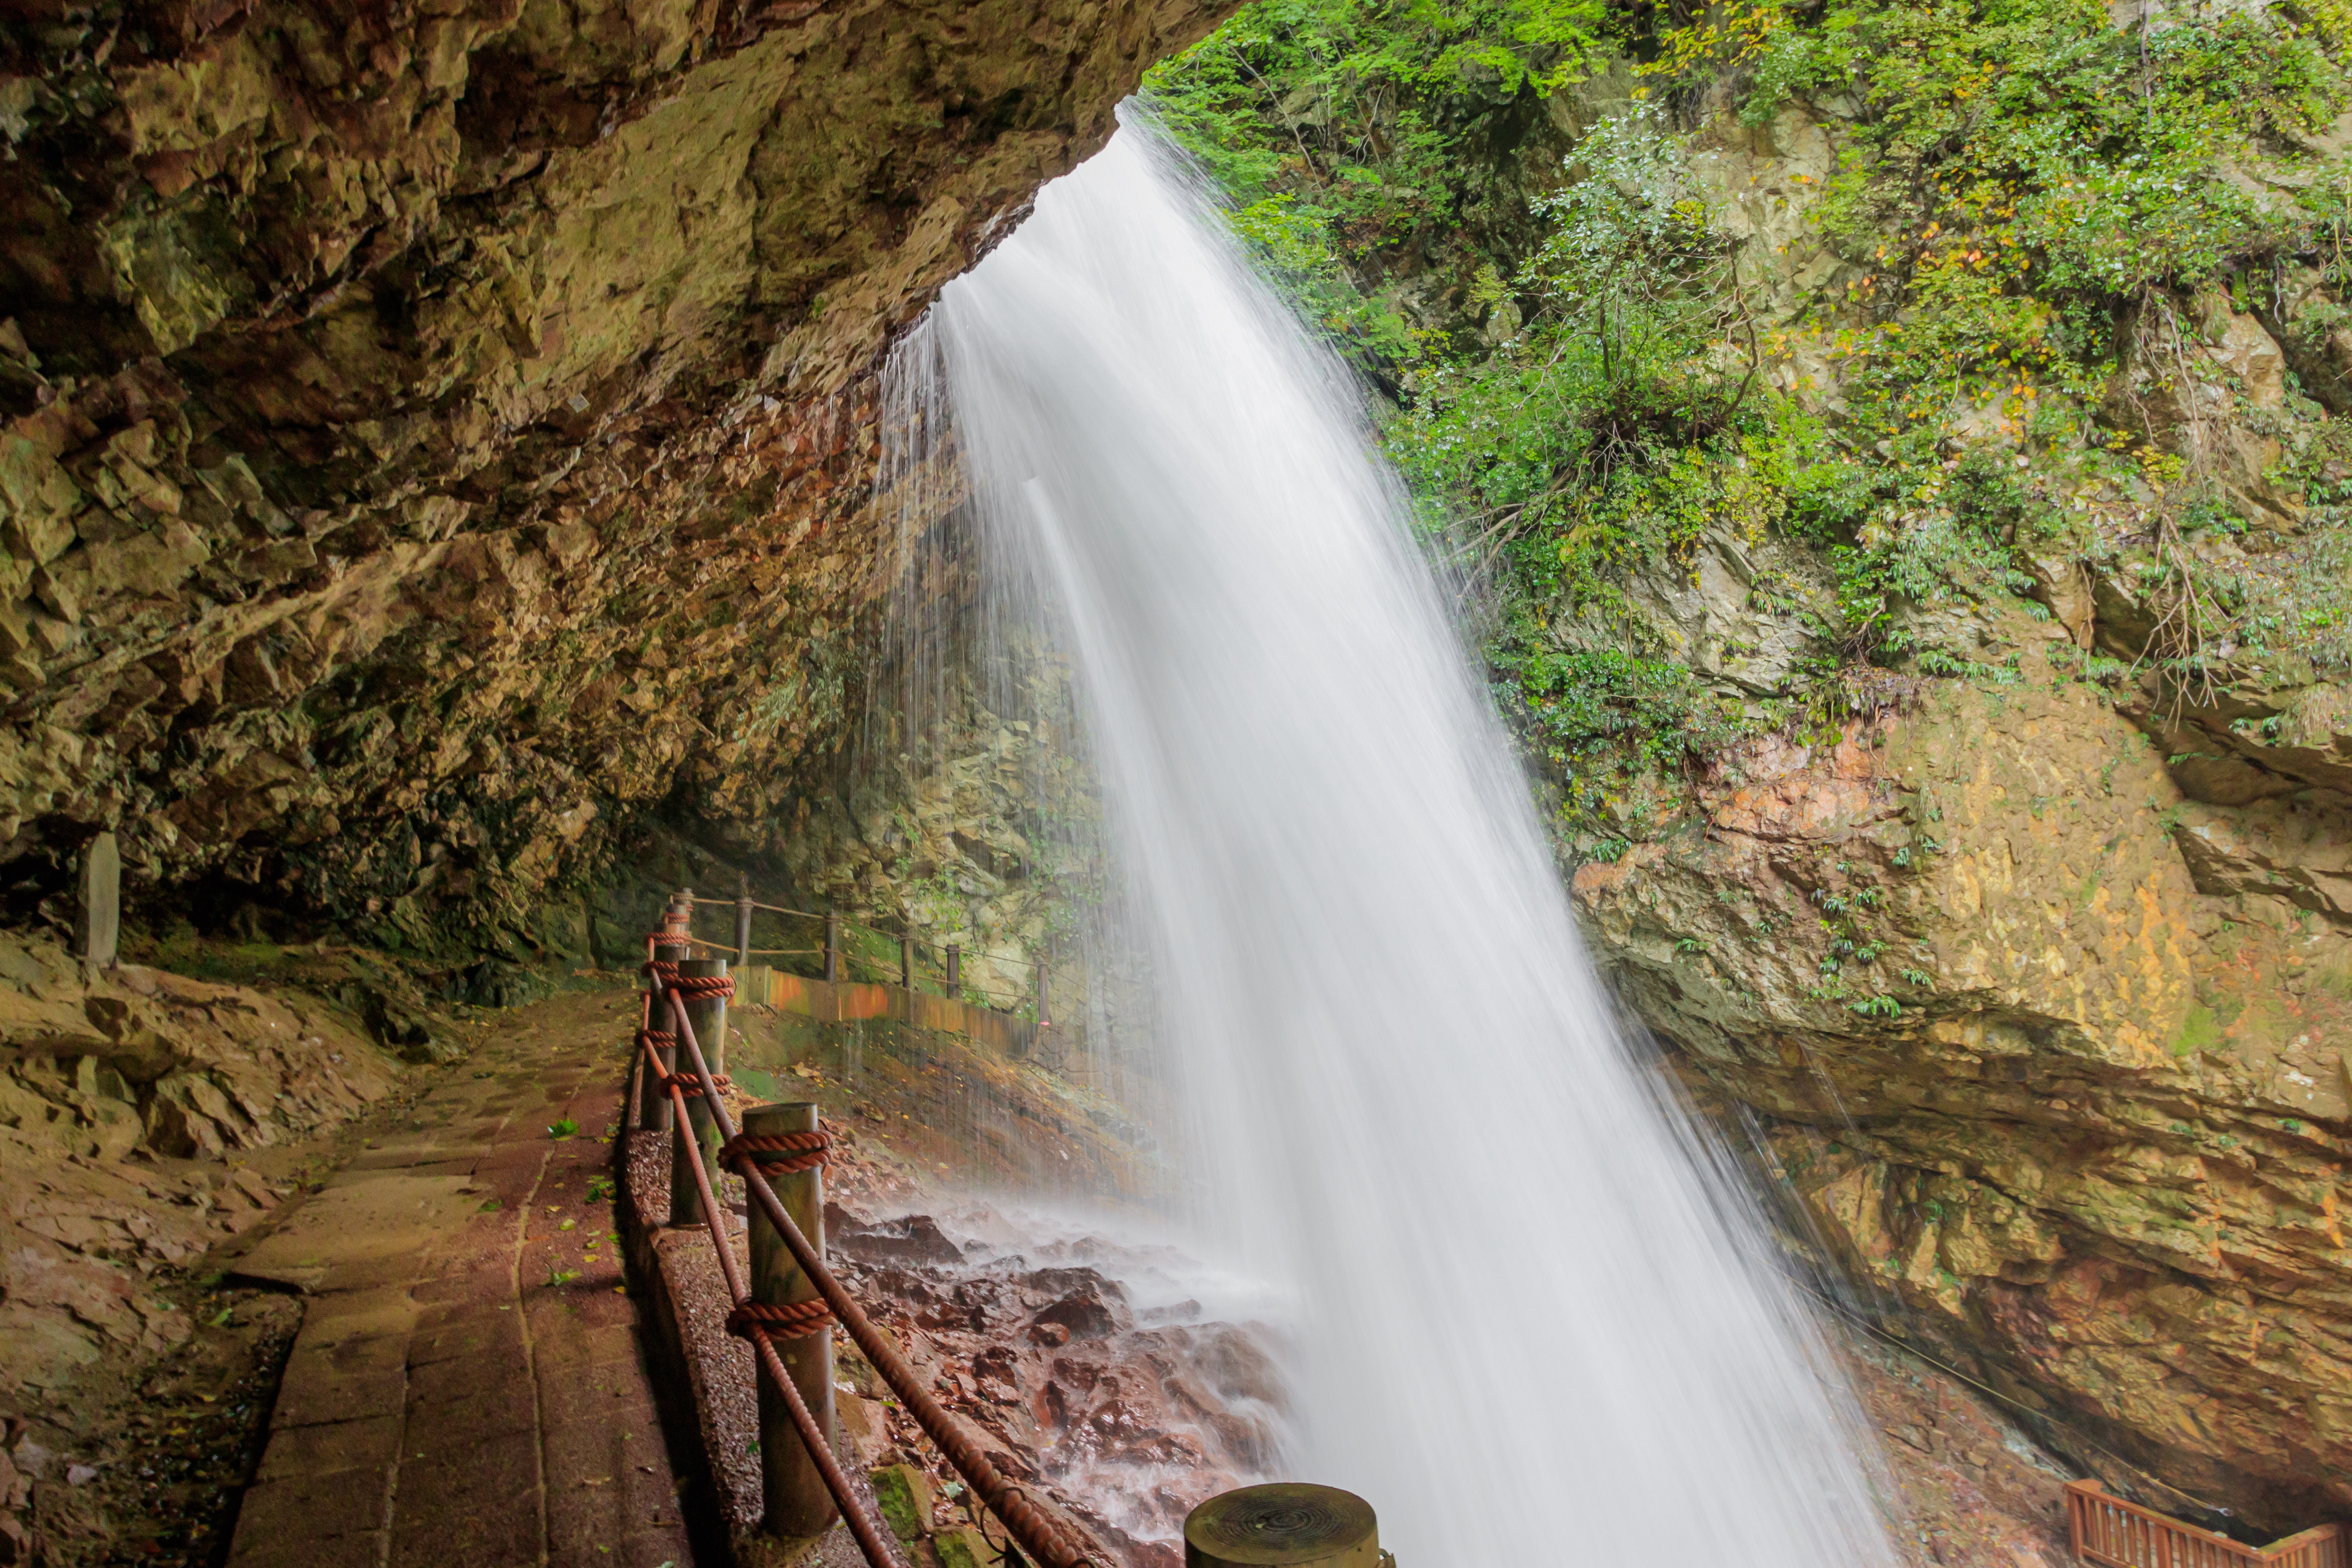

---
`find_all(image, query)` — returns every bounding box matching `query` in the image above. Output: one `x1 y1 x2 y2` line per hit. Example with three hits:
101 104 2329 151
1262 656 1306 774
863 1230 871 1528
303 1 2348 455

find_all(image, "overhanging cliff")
0 0 1234 954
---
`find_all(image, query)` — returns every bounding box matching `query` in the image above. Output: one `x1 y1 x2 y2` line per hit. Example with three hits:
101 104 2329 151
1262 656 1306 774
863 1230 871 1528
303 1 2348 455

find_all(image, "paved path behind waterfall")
222 988 696 1568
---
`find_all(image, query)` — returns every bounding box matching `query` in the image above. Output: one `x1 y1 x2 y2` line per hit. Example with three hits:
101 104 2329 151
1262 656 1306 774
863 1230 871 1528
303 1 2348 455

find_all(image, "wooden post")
743 1099 836 1539
1184 1485 1378 1568
668 956 728 1228
822 911 840 983
735 883 753 969
898 934 914 989
944 943 960 995
74 831 120 969
647 902 691 1135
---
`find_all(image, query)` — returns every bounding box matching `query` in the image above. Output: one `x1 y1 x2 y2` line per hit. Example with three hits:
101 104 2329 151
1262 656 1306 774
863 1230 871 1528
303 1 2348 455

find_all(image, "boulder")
831 1210 966 1268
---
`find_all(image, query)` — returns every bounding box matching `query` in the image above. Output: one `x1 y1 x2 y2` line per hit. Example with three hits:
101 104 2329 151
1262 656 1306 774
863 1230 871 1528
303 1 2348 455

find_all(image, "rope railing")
636 930 1102 1568
740 948 1031 1010
633 981 899 1566
676 934 826 958
698 889 1048 972
669 886 1055 1030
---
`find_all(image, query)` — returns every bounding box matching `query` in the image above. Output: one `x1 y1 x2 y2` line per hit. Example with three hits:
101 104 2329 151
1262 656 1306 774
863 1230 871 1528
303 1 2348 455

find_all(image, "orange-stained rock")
1575 651 2352 1531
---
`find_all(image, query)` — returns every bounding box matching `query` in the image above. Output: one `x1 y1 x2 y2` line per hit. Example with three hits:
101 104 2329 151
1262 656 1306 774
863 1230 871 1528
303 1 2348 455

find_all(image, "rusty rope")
721 1129 831 1176
668 972 736 1000
664 995 1102 1568
727 1296 835 1340
637 1028 677 1051
637 1038 901 1568
666 1070 732 1095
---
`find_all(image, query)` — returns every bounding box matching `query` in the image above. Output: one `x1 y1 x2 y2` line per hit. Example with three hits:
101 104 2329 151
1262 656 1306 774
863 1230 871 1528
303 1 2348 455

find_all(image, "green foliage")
1503 637 1752 767
1828 470 2036 663
1143 0 1610 364
1158 0 2352 858
1719 0 2350 432
1385 107 1776 605
2215 422 2352 671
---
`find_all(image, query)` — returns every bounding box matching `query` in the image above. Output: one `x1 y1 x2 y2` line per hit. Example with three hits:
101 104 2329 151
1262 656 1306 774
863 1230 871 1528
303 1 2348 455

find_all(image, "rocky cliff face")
1577 645 2352 1527
0 0 1233 958
1560 102 2352 1534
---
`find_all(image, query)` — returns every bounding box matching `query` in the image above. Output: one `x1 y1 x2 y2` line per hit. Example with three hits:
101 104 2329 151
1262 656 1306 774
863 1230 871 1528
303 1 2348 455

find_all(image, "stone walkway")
223 989 697 1568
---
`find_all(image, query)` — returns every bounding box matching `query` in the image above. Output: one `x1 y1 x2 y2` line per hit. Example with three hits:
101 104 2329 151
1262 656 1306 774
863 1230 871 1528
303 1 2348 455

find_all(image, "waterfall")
881 109 1898 1568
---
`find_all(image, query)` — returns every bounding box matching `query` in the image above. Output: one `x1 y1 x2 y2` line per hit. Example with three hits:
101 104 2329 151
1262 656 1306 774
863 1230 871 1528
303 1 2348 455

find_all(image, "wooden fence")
2068 1482 2343 1568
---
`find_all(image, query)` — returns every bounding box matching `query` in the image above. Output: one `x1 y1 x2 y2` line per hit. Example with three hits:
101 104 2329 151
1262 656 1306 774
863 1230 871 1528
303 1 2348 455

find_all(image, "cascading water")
883 110 1899 1567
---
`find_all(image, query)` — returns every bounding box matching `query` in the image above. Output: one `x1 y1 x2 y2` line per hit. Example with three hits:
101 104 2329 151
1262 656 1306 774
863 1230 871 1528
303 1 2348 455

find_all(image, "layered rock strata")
1576 618 2352 1528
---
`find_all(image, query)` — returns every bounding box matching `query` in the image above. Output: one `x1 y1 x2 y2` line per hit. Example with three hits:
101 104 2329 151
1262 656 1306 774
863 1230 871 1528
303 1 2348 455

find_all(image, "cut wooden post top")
1183 1483 1378 1568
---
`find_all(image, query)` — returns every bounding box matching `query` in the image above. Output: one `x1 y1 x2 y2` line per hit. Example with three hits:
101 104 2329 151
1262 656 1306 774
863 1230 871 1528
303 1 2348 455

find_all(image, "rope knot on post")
666 958 733 1231
721 1128 831 1176
643 958 684 984
726 1296 836 1341
636 1028 677 1052
667 1071 733 1095
669 972 736 1000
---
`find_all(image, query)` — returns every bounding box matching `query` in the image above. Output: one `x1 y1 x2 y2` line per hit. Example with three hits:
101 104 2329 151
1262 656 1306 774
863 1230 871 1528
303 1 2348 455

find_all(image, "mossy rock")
934 1527 992 1568
869 1463 933 1541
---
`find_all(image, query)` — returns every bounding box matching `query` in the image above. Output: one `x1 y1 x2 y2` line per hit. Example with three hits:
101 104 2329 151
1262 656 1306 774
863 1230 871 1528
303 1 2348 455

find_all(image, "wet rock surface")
828 1206 1284 1568
661 1133 2071 1568
614 996 1273 1568
1844 1330 2076 1568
